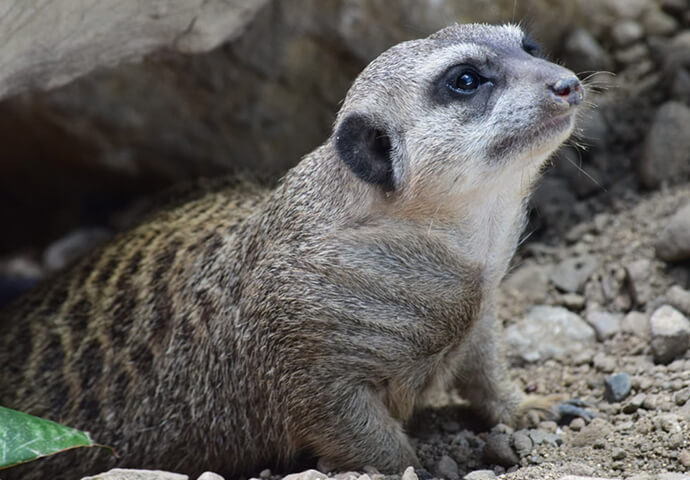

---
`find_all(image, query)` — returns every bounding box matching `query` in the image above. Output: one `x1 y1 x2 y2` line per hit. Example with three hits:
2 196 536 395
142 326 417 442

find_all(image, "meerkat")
0 23 584 479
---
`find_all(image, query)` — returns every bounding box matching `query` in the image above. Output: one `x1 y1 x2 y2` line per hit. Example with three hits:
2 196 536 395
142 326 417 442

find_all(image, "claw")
557 398 596 423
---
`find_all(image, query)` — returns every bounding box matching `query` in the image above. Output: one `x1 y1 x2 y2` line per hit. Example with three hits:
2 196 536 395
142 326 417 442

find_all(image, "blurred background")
0 0 688 303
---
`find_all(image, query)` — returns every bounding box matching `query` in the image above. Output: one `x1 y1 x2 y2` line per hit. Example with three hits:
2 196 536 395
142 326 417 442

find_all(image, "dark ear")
334 113 395 191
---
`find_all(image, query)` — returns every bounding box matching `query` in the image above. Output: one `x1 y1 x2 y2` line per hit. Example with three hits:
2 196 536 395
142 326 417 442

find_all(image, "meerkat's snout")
548 77 584 107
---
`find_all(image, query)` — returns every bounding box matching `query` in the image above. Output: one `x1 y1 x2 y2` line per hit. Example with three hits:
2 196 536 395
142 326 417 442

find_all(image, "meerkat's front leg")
302 384 420 473
454 303 563 427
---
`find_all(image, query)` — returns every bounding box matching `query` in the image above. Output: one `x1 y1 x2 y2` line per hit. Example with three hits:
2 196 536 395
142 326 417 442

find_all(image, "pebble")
282 470 327 480
640 102 690 190
571 419 613 447
604 373 632 402
679 449 690 468
622 393 647 413
550 255 600 293
656 202 690 263
197 473 224 480
505 306 596 363
625 258 654 306
643 8 678 36
259 470 272 480
81 470 188 480
435 454 459 480
611 20 644 46
649 305 690 364
621 311 650 338
483 432 519 467
569 417 586 431
667 285 690 316
401 467 418 480
611 449 626 461
563 28 612 75
560 293 586 311
586 311 622 341
463 471 496 480
512 430 533 457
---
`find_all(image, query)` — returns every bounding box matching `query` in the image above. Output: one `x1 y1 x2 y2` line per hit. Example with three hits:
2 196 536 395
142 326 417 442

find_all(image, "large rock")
505 306 597 363
650 305 690 364
656 202 690 263
638 102 690 189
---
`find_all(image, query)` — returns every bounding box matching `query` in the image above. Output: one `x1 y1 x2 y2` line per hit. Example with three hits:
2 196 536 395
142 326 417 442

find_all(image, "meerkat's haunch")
0 23 584 479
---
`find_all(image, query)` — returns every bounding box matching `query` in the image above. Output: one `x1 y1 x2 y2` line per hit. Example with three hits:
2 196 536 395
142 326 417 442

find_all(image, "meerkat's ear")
335 113 395 191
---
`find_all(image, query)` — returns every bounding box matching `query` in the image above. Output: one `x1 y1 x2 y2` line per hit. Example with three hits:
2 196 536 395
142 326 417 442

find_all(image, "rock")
505 306 596 363
435 454 459 480
667 285 690 316
259 470 271 480
503 262 552 304
604 373 632 402
282 470 328 480
680 449 690 468
563 28 612 76
512 430 533 457
656 202 690 262
463 471 497 480
611 21 644 47
569 418 586 431
604 0 650 18
643 8 678 36
560 293 586 311
586 311 622 341
621 311 650 338
401 467 418 480
81 470 188 480
639 102 690 189
483 432 519 467
571 418 613 447
622 393 647 414
550 255 599 294
625 258 654 306
43 227 111 272
197 474 224 480
650 305 690 364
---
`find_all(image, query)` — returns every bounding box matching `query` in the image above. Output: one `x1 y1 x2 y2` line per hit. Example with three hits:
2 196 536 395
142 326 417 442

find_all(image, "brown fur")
0 24 582 479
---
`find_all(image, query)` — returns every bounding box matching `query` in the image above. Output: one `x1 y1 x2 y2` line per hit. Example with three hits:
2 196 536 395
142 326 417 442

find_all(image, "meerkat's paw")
513 393 567 428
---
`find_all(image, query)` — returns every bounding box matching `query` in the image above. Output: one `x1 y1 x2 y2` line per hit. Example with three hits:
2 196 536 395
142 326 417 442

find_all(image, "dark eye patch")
522 34 542 57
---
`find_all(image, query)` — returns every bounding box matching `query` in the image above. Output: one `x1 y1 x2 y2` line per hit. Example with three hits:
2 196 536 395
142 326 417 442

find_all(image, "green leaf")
0 406 100 469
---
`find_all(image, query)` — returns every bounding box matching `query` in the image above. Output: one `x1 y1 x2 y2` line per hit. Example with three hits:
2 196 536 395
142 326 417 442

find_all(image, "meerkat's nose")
548 77 584 106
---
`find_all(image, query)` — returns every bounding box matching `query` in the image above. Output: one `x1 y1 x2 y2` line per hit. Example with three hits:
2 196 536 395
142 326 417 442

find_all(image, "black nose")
548 77 584 106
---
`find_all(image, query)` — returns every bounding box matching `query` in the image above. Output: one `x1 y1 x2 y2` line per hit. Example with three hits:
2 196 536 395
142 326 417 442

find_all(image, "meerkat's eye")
447 68 482 94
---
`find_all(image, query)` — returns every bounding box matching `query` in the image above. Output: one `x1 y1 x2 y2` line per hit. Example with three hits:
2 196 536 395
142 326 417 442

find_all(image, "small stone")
667 285 690 316
401 467 418 480
569 417 586 431
611 20 644 46
503 263 552 304
483 432 519 467
197 473 224 480
640 102 690 190
560 293 586 311
625 259 654 306
81 470 188 480
657 202 690 262
643 8 678 36
550 255 600 293
650 305 690 364
615 43 649 64
611 449 626 461
283 470 328 480
674 388 690 406
538 421 558 433
512 431 533 457
604 373 632 402
563 28 612 77
622 393 647 413
259 470 272 480
463 470 497 480
621 311 650 338
586 311 622 341
571 418 613 447
505 306 596 363
679 450 690 468
435 454 460 480
593 352 616 373
604 0 650 18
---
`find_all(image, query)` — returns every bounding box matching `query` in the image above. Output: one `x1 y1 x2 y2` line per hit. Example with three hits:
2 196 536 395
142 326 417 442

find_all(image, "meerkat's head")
333 23 583 213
